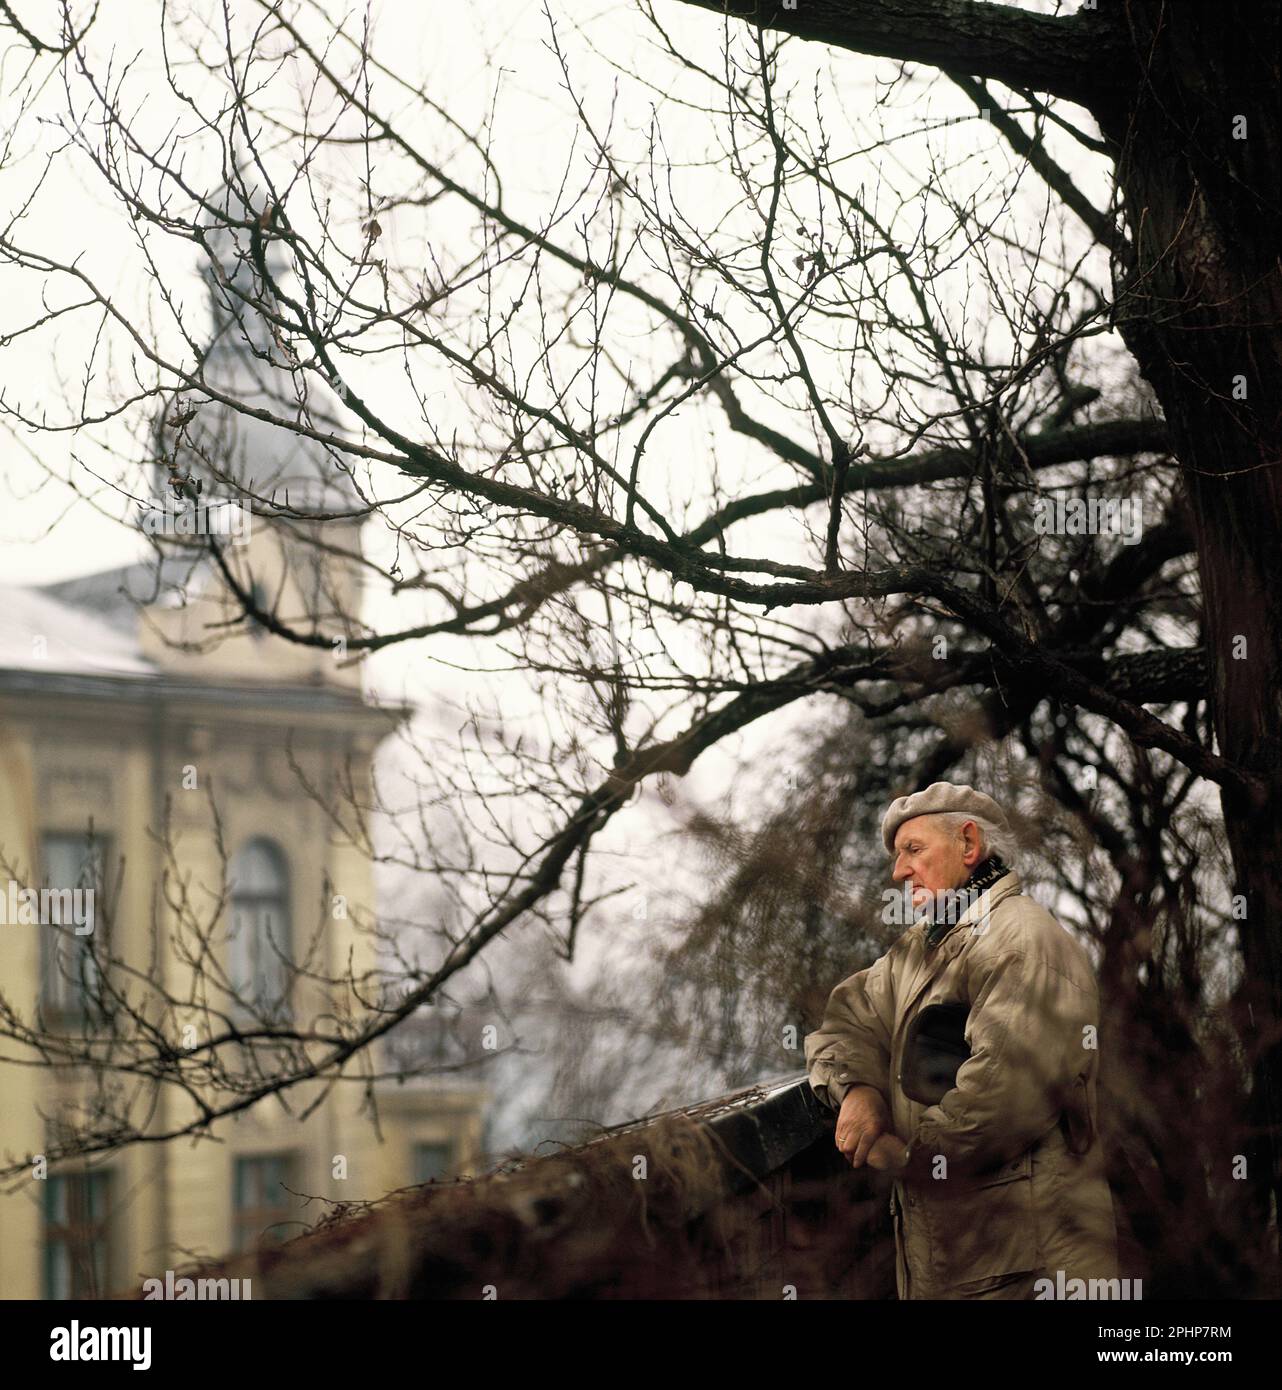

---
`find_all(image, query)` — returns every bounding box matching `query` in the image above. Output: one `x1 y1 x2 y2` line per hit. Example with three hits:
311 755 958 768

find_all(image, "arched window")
228 839 291 1021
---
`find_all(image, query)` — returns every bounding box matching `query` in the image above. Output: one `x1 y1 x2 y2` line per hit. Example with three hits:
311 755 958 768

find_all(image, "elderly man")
805 782 1120 1299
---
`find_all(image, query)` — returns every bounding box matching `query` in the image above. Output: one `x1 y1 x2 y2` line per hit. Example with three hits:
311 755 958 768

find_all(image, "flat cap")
881 781 1011 855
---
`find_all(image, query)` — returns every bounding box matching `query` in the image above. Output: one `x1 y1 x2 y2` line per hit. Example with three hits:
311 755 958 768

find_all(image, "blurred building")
0 178 488 1298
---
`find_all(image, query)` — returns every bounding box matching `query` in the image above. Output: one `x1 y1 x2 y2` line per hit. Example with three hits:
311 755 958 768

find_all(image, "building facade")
0 184 488 1297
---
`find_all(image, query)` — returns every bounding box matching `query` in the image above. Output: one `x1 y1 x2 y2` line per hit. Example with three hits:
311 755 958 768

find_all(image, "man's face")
891 815 981 910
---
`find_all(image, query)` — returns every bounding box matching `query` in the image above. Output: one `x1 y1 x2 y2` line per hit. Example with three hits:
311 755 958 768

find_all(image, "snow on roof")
39 554 209 637
0 581 156 678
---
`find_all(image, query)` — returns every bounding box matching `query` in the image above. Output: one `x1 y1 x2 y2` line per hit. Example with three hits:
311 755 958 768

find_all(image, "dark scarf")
923 854 1010 948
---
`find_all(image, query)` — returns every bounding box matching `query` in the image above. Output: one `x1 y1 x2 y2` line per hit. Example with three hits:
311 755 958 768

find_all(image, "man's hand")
835 1083 891 1168
865 1132 910 1172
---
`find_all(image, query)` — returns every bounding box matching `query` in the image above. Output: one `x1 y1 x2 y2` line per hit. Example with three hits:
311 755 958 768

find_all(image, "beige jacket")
805 871 1119 1298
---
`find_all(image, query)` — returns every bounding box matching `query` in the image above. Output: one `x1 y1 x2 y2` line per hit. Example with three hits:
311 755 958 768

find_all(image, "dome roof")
154 173 362 516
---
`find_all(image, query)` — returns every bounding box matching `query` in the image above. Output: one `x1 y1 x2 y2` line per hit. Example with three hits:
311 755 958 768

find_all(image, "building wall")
0 717 41 1297
139 520 365 691
0 588 488 1297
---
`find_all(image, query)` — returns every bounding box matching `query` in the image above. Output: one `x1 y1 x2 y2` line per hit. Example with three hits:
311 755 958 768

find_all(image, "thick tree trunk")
673 0 1282 1288
1092 2 1282 1282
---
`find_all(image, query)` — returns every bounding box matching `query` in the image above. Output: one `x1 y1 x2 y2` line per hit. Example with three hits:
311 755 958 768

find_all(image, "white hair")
933 811 1018 866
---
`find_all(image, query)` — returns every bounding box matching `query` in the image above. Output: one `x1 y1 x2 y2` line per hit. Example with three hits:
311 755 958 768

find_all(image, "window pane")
43 1170 111 1300
233 1156 257 1208
45 1243 71 1301
45 1174 68 1223
43 837 84 889
86 1172 109 1221
233 1154 298 1252
228 840 291 1019
413 1143 453 1183
231 840 286 895
40 832 106 1019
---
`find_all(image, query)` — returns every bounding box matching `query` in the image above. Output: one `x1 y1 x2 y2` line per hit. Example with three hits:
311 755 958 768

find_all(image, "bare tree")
0 0 1274 1291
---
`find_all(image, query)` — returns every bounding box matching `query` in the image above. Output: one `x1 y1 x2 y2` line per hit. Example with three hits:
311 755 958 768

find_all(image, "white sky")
0 0 1146 1138
0 0 1123 902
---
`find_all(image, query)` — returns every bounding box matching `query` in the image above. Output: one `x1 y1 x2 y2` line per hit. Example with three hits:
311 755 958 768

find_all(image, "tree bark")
671 0 1282 1281
1093 0 1282 1271
674 0 1126 107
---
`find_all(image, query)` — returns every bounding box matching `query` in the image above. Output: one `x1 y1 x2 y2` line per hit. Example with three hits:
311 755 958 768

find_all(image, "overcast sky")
0 0 1126 1138
0 0 1118 891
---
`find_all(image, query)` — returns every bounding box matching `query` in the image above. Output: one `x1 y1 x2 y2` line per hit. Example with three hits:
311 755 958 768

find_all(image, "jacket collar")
911 869 1023 948
895 872 1024 1034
